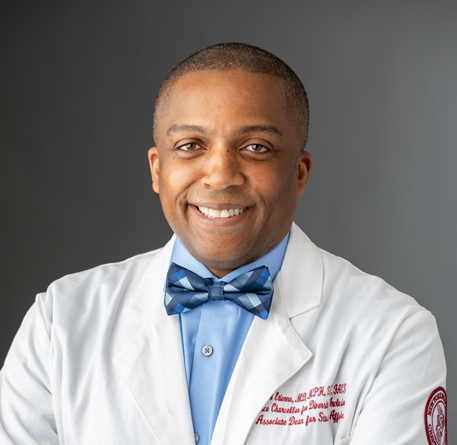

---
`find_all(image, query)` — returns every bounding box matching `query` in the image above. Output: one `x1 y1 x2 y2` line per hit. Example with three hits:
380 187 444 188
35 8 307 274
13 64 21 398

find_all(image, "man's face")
149 70 312 277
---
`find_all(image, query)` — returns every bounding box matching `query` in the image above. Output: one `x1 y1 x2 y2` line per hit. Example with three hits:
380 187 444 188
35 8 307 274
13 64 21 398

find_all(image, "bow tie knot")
164 263 274 319
208 281 225 300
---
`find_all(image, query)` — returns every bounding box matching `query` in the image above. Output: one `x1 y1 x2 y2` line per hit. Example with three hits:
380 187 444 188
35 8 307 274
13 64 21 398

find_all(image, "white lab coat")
0 223 446 444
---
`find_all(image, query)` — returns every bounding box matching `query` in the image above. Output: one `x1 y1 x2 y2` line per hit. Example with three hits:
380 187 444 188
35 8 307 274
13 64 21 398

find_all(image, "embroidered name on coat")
256 384 347 428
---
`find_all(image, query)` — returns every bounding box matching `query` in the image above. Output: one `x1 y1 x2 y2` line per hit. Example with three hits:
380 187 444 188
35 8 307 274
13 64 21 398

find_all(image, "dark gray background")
1 0 455 437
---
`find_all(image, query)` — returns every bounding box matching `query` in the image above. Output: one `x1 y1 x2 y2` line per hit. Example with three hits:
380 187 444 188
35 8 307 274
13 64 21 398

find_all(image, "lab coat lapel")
211 224 323 445
113 237 195 445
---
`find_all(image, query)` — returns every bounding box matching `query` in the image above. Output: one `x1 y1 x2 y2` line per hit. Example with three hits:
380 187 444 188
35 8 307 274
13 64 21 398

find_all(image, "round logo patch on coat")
425 387 447 445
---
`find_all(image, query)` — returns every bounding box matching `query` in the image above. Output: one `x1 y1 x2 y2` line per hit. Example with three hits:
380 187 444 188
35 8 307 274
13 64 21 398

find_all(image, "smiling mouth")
197 206 249 218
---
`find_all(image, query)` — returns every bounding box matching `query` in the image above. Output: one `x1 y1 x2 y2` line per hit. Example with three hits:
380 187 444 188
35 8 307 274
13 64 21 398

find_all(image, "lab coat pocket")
337 437 350 445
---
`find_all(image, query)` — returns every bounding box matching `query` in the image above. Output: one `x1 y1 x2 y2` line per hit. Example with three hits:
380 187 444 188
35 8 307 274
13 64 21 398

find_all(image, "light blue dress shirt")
168 232 290 444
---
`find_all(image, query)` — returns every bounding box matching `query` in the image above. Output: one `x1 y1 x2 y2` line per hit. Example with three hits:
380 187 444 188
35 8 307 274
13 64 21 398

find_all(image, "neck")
207 266 236 279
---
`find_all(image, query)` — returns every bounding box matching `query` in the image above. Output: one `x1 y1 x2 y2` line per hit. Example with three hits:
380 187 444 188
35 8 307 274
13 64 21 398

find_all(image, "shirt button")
202 345 213 356
194 432 199 442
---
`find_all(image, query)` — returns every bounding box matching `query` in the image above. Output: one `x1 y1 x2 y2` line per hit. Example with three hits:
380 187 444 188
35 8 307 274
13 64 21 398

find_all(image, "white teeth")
198 206 247 218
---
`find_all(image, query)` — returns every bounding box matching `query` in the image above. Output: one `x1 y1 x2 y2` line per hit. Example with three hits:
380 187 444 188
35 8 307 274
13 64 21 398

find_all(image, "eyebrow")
166 124 208 137
235 125 283 139
166 123 283 139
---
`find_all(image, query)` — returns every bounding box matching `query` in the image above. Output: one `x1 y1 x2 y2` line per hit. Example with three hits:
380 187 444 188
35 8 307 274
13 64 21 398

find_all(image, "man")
0 43 446 444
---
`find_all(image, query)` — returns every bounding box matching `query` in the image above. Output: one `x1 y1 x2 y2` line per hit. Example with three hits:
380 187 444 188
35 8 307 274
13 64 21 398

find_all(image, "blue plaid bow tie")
164 262 274 320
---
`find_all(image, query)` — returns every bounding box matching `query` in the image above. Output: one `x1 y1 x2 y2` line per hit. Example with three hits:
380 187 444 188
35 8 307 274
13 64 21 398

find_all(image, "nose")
201 146 245 190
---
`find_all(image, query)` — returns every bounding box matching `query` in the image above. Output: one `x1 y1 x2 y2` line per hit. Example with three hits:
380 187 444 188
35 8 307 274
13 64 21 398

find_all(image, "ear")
297 150 313 196
148 147 160 194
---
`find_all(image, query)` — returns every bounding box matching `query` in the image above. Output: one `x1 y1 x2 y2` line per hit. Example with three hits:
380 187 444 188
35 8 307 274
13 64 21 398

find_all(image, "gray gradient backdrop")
1 0 455 437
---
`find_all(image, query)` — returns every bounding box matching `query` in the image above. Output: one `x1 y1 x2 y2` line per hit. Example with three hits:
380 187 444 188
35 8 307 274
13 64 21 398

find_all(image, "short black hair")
153 43 309 149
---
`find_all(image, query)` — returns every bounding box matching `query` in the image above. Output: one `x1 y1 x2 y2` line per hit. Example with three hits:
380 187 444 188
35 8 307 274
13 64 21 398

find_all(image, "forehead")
172 69 286 101
156 70 294 141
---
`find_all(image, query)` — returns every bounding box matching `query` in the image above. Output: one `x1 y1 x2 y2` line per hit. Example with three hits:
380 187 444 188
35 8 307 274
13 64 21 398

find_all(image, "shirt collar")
169 231 290 283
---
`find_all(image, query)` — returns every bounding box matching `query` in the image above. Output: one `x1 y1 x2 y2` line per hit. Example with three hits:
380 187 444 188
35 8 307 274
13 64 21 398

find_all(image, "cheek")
258 164 296 201
159 162 197 209
262 167 299 219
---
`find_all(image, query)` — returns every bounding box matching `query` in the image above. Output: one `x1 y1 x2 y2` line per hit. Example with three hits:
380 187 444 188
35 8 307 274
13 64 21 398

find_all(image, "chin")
192 246 250 270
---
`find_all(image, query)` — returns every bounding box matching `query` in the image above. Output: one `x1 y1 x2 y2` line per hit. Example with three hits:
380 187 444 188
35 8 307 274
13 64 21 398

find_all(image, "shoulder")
300 246 444 376
46 249 158 296
284 223 426 324
14 241 175 362
284 224 439 349
318 246 426 323
45 249 157 298
36 242 171 328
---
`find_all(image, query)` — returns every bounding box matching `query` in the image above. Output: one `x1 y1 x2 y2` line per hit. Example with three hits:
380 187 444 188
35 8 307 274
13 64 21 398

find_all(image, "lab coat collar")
280 222 323 318
114 223 323 445
113 235 196 445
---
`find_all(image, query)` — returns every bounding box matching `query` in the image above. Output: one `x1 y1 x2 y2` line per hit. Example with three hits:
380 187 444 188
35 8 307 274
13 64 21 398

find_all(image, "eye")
244 144 269 153
177 142 201 151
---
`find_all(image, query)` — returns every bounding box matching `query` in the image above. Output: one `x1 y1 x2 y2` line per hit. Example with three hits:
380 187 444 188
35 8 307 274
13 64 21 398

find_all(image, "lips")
197 206 248 218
